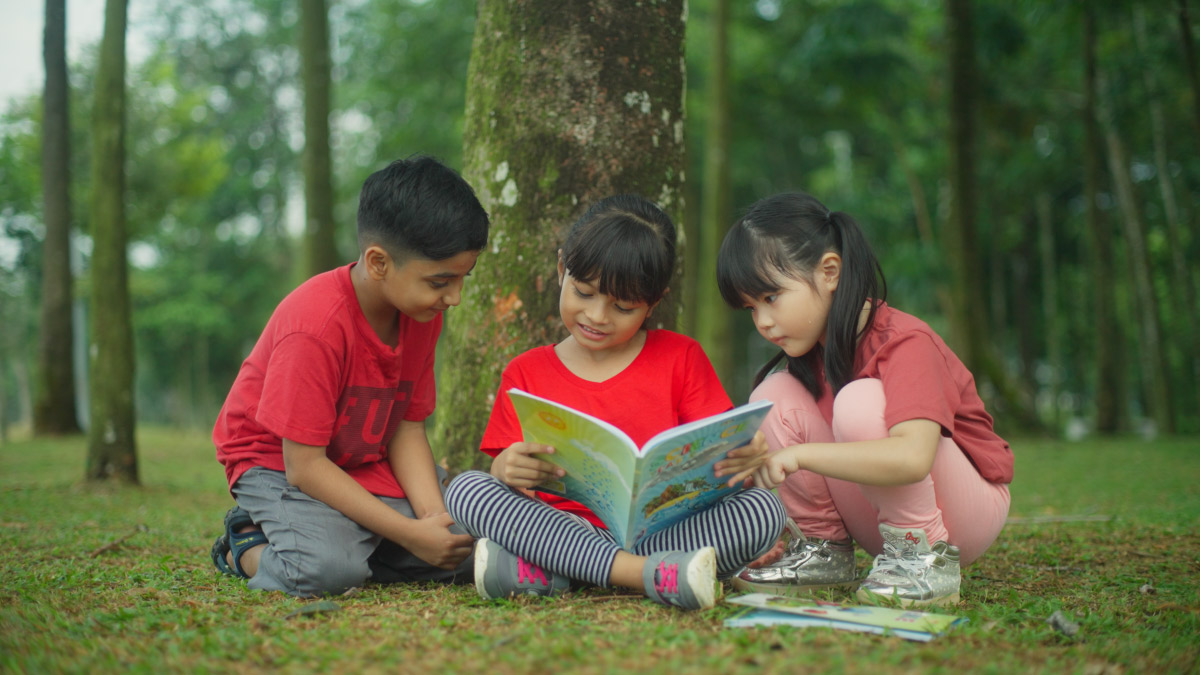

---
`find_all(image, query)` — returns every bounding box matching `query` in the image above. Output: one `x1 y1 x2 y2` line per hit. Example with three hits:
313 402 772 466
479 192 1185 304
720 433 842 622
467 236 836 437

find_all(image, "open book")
507 389 773 549
725 593 966 642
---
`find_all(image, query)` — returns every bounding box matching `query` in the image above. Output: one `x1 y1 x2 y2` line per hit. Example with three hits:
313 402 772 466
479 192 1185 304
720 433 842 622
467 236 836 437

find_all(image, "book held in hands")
507 388 773 549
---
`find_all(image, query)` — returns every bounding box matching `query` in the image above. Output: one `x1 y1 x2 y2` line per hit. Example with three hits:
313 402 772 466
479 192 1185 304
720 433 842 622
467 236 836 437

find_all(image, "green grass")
1 430 1198 673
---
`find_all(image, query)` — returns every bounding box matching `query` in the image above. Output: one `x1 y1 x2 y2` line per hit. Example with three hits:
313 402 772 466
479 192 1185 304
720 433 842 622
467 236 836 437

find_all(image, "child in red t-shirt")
210 156 487 597
716 191 1012 608
443 195 785 610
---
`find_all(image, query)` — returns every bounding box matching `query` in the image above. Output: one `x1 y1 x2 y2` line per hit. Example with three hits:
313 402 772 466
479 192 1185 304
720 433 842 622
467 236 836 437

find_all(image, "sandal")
210 506 267 579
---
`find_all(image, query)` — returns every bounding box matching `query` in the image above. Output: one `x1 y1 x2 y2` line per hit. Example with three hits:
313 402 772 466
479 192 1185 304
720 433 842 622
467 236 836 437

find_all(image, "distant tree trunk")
34 0 80 436
1082 5 1121 434
945 0 1037 430
1099 80 1174 435
944 0 985 373
1137 6 1200 417
1178 0 1200 142
696 0 734 394
1036 194 1060 429
436 0 686 472
87 0 137 483
300 0 339 276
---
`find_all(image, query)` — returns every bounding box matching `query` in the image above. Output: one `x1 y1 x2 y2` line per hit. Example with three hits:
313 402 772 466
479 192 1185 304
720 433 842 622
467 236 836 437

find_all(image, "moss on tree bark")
433 0 687 472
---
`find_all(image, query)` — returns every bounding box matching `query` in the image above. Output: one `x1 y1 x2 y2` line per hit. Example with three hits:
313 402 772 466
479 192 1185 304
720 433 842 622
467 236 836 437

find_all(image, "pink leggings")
751 373 1010 565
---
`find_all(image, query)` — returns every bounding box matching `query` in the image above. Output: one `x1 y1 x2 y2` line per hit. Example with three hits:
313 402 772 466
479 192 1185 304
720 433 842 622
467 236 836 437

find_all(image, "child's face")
558 264 655 356
740 257 839 358
381 249 480 322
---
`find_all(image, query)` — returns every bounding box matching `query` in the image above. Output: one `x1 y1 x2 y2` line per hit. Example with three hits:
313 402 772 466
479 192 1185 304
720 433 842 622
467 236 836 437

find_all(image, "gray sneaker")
643 547 717 610
731 522 856 595
856 524 961 607
474 538 570 600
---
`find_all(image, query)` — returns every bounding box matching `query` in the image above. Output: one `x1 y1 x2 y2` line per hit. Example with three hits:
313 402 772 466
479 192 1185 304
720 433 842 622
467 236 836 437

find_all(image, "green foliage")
1 429 1197 671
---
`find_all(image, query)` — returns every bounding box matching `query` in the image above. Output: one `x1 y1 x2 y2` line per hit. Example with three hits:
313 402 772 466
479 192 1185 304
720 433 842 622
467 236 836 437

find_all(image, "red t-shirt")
854 303 1013 483
213 263 439 497
480 329 733 526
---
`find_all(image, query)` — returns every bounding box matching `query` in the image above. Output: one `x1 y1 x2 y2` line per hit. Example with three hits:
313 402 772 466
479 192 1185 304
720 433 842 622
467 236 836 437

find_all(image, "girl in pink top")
717 191 1012 607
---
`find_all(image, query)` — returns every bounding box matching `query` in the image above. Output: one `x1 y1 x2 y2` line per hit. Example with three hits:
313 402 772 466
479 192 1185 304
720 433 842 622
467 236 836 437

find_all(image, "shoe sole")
474 538 496 600
688 548 718 610
856 587 961 608
730 575 858 597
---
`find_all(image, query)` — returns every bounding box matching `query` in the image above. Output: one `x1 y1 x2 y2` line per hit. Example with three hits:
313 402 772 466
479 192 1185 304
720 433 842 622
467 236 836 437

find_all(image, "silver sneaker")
856 524 961 607
731 521 856 595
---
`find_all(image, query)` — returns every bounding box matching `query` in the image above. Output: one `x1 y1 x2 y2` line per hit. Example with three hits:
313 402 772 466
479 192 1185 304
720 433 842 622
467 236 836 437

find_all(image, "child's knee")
444 470 500 512
289 553 372 597
832 379 887 442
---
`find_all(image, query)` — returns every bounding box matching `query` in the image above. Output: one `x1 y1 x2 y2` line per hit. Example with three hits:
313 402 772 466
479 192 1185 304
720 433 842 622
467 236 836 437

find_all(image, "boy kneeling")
210 156 487 596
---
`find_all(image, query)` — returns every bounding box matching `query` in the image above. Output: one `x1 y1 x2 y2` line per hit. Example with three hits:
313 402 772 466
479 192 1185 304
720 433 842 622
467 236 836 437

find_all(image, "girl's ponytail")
823 210 886 392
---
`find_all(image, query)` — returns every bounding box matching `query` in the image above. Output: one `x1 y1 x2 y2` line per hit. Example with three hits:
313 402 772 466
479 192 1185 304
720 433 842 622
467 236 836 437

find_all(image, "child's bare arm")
490 442 564 488
283 439 473 569
387 419 450 520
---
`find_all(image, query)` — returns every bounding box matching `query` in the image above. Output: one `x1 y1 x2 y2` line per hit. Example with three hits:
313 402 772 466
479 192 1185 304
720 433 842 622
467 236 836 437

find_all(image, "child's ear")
557 250 565 284
364 245 392 280
819 253 842 292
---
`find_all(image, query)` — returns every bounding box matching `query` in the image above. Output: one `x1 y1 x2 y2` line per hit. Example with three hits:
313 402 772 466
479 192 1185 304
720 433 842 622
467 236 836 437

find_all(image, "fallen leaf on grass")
1046 610 1080 637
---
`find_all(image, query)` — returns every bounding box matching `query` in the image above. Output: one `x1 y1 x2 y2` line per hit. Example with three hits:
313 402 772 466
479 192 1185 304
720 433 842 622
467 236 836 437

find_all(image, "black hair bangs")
562 217 672 305
717 222 795 308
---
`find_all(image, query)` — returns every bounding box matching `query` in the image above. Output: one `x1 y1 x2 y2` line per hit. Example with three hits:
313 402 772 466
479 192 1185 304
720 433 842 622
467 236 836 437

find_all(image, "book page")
623 400 773 547
507 389 639 544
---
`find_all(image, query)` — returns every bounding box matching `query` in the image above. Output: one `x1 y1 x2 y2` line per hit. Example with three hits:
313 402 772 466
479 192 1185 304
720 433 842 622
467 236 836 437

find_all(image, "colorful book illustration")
507 389 773 549
725 593 966 642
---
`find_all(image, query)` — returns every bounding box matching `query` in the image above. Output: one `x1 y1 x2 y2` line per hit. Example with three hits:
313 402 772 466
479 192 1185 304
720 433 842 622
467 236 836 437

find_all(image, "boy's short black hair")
356 155 489 261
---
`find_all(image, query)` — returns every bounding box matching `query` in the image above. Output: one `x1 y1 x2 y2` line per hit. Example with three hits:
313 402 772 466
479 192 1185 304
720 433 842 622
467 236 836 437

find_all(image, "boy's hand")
406 513 475 569
714 431 769 487
490 442 565 488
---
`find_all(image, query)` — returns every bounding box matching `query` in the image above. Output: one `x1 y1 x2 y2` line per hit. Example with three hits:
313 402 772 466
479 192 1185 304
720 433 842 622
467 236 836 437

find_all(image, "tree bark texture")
301 0 340 275
87 0 138 482
696 0 733 392
34 0 81 435
1083 5 1121 433
435 0 687 472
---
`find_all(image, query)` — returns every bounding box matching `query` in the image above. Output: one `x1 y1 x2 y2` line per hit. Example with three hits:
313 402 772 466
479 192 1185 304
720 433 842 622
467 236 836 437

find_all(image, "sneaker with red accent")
856 524 961 607
642 547 717 610
474 538 570 600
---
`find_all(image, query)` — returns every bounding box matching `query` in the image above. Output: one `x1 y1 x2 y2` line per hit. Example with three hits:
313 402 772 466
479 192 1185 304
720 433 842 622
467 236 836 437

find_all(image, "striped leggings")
444 470 785 587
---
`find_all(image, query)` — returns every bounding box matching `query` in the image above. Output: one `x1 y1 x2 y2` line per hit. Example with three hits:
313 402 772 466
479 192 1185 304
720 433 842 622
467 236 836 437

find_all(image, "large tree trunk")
1082 5 1122 434
86 0 137 483
34 0 81 436
435 0 687 472
696 0 734 394
300 0 339 276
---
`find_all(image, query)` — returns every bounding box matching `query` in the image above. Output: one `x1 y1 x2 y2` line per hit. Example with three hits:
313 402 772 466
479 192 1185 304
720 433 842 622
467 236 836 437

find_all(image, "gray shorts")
232 467 473 597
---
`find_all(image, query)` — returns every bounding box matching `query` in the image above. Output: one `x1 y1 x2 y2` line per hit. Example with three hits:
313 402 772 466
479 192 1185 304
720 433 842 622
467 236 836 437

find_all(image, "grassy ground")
1 429 1197 674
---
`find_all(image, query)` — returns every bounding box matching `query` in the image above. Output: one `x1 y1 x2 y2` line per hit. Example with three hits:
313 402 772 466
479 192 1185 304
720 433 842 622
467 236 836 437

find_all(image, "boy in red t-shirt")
210 156 487 596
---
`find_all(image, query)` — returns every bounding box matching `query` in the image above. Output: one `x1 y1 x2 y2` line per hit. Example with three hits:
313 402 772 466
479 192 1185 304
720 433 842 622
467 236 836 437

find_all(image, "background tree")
434 0 688 471
300 0 339 275
695 0 735 394
86 0 137 482
34 0 80 436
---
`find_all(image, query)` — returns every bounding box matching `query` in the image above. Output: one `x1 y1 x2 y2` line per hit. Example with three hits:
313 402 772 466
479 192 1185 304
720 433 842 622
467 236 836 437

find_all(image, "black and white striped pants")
445 470 785 587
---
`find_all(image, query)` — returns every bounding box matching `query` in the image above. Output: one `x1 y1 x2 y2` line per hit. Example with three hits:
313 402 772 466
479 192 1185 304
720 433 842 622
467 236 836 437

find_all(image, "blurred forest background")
0 0 1197 479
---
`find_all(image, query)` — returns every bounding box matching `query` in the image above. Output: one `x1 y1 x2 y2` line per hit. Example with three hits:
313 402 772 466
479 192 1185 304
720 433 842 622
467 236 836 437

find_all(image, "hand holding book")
489 441 565 488
712 430 770 488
